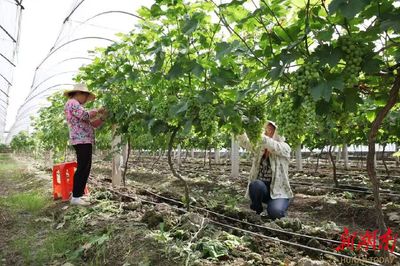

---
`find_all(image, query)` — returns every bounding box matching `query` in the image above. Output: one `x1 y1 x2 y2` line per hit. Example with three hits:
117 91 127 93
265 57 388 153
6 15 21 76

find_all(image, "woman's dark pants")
72 144 92 197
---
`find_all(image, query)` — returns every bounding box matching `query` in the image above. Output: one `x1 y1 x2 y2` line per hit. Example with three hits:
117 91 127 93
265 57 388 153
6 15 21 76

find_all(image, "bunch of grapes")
274 94 315 146
243 99 267 145
284 62 318 144
302 94 315 113
276 99 300 139
339 36 364 87
291 62 320 97
199 104 218 135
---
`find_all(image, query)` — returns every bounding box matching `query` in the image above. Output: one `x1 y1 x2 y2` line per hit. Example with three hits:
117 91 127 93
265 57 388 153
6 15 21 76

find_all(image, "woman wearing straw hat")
238 121 293 219
64 83 107 206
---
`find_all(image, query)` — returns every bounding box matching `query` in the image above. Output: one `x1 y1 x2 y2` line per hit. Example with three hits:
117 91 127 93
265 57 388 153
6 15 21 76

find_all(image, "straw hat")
63 83 96 101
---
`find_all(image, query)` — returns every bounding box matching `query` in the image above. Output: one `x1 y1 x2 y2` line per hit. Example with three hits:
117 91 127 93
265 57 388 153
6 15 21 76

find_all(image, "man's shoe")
70 197 90 206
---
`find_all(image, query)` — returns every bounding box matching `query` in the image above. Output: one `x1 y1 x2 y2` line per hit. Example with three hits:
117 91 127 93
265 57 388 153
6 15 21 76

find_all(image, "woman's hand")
98 107 107 114
98 107 108 120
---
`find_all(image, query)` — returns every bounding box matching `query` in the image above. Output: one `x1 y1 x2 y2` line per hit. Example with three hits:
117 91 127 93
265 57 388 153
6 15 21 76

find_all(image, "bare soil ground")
1 153 399 265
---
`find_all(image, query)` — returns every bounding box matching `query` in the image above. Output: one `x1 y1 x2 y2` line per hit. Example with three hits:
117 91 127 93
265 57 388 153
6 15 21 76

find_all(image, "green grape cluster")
151 93 185 120
243 100 267 145
340 36 364 86
199 104 217 133
302 95 315 113
274 95 315 146
291 62 320 97
276 99 301 139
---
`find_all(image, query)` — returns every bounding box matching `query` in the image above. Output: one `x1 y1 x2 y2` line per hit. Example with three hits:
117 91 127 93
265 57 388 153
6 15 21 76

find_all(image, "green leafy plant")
31 92 69 162
10 131 36 154
151 222 173 243
195 238 228 259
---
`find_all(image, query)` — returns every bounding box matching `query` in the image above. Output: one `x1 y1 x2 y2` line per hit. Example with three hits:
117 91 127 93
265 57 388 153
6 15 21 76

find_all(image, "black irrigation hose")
110 189 382 266
141 189 344 245
289 173 400 187
102 179 400 259
138 188 400 257
210 221 383 266
292 170 400 180
290 181 400 197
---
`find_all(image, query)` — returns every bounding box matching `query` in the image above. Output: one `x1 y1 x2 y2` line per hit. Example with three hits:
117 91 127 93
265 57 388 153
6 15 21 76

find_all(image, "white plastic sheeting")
6 0 152 143
0 0 23 143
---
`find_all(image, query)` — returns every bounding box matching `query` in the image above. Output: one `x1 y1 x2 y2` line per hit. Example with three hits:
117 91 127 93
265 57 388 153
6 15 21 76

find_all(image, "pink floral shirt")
64 99 101 145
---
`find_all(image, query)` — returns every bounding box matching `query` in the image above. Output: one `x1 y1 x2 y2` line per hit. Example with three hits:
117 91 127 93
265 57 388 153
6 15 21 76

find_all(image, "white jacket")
237 133 293 199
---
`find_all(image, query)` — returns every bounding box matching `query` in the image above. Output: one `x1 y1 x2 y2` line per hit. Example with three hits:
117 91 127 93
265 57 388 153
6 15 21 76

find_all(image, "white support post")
112 125 122 187
47 150 54 169
343 144 349 170
361 146 364 168
231 135 240 178
215 148 220 164
336 146 342 162
191 149 195 158
295 144 303 171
